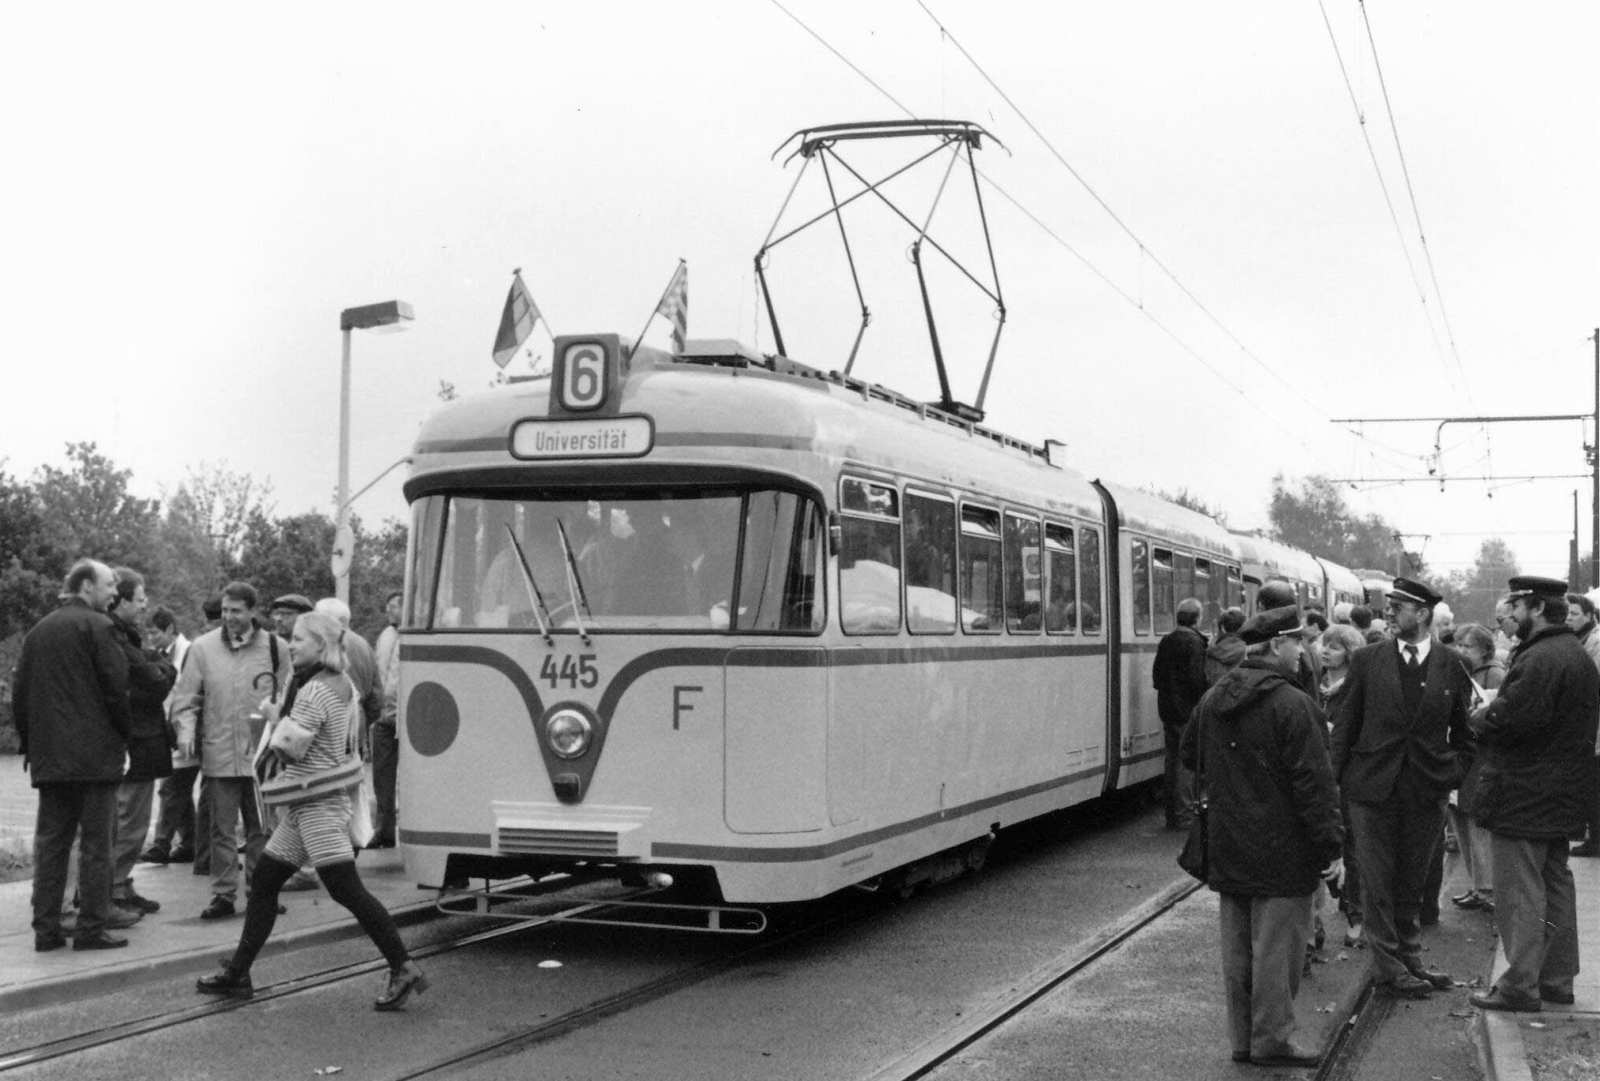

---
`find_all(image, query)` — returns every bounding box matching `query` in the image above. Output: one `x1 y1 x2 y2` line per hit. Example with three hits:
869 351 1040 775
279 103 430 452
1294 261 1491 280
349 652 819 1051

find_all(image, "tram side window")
1226 564 1243 608
1194 558 1216 629
1080 527 1103 634
905 492 957 634
960 504 1003 633
407 495 446 629
1044 523 1076 634
1152 547 1176 633
1004 512 1043 633
1175 553 1195 611
839 478 902 634
1131 539 1152 635
737 491 825 632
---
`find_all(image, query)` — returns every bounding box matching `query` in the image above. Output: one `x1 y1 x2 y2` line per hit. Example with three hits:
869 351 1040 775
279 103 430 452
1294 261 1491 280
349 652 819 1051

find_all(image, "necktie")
1404 644 1419 669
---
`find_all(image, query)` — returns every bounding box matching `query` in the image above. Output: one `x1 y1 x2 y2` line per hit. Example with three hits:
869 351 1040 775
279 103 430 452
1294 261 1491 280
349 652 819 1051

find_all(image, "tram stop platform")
0 756 436 1014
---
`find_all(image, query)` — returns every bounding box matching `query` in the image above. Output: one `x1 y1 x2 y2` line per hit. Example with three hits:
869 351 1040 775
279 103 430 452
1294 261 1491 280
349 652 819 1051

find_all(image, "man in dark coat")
1331 577 1472 999
106 568 177 915
13 559 133 951
1182 606 1343 1068
1153 597 1208 829
1468 577 1600 1012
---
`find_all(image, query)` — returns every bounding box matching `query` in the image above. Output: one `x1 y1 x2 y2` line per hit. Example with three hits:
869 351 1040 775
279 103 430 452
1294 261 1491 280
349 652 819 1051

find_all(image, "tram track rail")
0 882 640 1075
859 877 1203 1081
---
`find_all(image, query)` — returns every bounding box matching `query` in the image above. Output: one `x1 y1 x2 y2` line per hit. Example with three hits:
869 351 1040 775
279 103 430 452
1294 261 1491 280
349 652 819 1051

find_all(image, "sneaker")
138 846 170 865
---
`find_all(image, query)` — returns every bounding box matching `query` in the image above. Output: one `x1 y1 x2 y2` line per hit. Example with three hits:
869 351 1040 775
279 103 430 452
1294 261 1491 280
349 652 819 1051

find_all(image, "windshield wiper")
553 518 594 643
502 524 553 646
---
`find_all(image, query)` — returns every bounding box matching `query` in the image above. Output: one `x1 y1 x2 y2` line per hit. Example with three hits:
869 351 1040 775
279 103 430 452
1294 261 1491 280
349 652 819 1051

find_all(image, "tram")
394 333 1265 906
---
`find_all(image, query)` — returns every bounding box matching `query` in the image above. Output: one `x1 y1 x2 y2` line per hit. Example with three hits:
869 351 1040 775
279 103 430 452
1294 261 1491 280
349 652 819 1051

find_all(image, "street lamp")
335 300 414 604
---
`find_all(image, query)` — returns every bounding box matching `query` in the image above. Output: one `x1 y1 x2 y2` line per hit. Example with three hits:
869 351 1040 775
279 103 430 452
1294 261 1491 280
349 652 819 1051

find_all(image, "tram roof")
407 339 1106 518
1229 530 1326 583
1094 481 1238 559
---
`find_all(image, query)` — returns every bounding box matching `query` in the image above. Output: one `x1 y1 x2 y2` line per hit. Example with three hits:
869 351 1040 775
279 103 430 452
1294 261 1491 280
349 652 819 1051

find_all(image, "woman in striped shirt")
196 611 427 1010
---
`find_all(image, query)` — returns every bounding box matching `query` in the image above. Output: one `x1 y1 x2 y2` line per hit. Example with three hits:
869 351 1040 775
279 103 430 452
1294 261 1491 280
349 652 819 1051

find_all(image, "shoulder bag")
259 679 365 807
1177 712 1210 881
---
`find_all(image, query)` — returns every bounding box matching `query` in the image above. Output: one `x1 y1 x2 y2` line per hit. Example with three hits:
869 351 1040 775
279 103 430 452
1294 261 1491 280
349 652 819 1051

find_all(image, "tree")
30 442 161 580
351 516 408 641
1150 487 1229 527
1436 538 1521 628
0 463 48 639
1268 474 1412 572
235 509 336 607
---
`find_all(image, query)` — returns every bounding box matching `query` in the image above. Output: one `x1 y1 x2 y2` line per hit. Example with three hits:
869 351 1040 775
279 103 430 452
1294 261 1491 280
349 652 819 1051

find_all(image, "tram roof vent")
677 338 767 367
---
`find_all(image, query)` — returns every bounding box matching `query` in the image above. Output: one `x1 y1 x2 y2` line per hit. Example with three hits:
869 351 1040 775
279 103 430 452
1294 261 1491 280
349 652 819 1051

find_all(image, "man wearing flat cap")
268 594 314 640
1182 606 1343 1067
1331 577 1473 999
1467 576 1598 1012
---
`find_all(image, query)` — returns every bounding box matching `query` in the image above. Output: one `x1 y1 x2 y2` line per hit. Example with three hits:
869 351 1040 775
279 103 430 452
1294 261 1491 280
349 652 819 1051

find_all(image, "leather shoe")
72 932 129 951
138 846 169 864
1231 1050 1250 1063
1454 891 1493 911
196 965 254 999
1250 1042 1321 1067
104 904 143 930
199 897 237 920
116 889 161 914
1408 967 1453 991
168 846 195 863
374 962 429 1011
1571 842 1600 857
1379 973 1434 999
1540 986 1577 1005
1471 987 1541 1013
34 932 67 952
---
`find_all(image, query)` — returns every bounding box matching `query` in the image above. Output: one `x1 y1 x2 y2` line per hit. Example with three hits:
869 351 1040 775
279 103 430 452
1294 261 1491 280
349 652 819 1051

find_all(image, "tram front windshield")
411 489 824 634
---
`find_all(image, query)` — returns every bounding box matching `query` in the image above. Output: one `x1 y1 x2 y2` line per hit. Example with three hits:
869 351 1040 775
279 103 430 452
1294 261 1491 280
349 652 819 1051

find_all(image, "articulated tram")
395 333 1353 907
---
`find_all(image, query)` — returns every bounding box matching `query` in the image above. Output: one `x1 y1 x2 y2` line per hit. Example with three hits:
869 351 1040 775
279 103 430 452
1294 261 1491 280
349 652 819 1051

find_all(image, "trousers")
1349 790 1446 982
152 765 200 853
111 779 155 890
32 782 118 937
1491 833 1579 1000
204 775 265 902
1219 892 1313 1058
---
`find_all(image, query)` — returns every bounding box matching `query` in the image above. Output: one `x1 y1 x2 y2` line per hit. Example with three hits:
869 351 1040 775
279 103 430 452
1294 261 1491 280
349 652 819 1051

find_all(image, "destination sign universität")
511 415 654 460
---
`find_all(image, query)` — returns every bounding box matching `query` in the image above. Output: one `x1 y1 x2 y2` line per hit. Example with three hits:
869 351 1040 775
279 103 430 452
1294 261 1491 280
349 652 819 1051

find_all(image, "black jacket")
1181 658 1342 897
1153 624 1208 728
1468 623 1599 838
13 598 131 785
110 614 177 781
1330 639 1473 803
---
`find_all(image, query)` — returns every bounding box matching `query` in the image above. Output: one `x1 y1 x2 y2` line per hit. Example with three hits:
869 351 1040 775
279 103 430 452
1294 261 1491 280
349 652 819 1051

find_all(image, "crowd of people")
11 560 421 1011
1160 574 1599 1067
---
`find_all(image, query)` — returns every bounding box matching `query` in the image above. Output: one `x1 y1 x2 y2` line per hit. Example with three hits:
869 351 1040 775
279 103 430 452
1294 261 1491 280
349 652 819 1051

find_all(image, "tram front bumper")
491 801 652 860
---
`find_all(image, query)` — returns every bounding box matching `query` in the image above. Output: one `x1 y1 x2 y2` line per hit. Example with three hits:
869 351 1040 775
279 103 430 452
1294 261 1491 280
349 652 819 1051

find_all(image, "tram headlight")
546 709 593 759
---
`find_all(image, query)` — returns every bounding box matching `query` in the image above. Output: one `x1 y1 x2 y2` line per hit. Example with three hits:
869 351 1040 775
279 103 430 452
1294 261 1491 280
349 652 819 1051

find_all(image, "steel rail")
859 876 1204 1081
0 882 635 1074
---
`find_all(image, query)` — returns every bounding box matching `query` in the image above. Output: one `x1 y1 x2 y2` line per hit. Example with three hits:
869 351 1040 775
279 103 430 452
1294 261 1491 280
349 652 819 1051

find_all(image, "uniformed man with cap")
1182 606 1343 1068
1468 576 1599 1012
1330 577 1473 999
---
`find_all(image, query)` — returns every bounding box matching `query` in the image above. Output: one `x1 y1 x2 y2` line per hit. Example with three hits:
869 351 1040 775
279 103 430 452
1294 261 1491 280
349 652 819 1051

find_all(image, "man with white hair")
313 598 383 767
1433 603 1456 646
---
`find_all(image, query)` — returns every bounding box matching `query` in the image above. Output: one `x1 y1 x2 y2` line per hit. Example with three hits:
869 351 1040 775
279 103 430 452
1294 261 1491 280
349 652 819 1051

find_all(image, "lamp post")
335 299 414 604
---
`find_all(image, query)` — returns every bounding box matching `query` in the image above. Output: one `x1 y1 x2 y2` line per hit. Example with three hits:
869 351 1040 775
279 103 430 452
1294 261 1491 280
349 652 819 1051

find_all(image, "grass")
1526 1017 1600 1081
0 833 29 886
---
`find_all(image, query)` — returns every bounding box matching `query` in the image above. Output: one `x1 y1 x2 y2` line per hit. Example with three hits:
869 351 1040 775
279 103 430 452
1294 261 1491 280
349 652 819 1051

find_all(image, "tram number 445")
539 654 599 690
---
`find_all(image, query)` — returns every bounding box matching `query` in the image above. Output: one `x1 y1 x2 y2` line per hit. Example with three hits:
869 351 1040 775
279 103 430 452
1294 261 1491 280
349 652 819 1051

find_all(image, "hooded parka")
1182 656 1343 896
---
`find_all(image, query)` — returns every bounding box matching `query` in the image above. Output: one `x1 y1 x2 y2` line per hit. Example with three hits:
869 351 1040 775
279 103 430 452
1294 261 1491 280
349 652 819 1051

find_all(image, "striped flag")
654 261 688 354
491 269 542 369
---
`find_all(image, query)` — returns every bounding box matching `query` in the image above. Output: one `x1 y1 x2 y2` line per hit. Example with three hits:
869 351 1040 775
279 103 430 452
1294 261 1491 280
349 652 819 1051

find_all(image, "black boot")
196 964 254 999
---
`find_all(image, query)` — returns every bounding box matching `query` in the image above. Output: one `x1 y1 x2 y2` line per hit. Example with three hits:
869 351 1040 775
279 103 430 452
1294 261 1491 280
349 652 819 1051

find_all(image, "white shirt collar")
1398 636 1432 664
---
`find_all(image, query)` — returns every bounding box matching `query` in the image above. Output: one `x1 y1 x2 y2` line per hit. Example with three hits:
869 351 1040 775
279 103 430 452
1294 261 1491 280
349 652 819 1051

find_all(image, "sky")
3 2 1597 585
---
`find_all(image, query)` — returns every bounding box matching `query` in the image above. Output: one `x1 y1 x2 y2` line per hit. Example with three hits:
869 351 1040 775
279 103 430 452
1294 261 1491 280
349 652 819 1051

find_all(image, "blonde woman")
195 611 427 1010
1318 623 1367 946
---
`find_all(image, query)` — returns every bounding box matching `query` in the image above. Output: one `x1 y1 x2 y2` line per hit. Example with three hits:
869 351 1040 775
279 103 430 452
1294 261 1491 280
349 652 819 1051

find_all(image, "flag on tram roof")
491 269 542 369
654 260 688 354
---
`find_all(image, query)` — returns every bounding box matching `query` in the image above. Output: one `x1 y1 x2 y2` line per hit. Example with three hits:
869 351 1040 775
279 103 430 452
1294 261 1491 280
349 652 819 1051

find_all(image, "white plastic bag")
348 766 377 849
